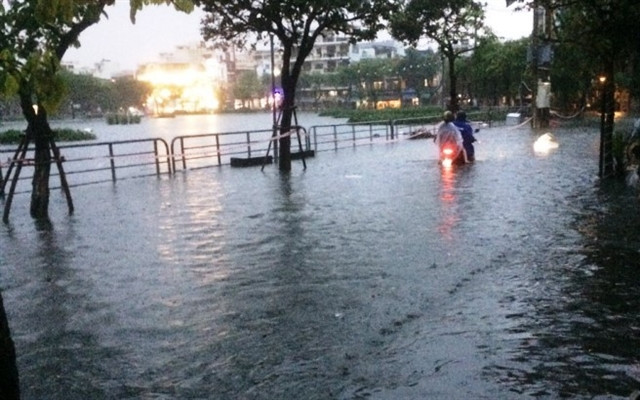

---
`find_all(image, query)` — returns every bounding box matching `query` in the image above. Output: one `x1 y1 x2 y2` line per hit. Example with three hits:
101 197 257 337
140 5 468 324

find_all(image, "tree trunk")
278 76 296 172
0 291 20 400
29 114 53 220
599 60 616 179
19 96 54 221
448 56 458 112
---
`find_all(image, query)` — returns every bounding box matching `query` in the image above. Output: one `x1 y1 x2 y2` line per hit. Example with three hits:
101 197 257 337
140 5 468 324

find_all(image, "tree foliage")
511 0 640 104
233 70 264 108
390 0 486 111
396 47 441 103
457 37 529 108
0 0 194 220
110 76 152 111
539 0 640 175
194 0 397 170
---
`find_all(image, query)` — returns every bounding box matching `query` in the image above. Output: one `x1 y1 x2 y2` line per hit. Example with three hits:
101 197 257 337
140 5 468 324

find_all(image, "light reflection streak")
155 177 231 285
438 166 459 240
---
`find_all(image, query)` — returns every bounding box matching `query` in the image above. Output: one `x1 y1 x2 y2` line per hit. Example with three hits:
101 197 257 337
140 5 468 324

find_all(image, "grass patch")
320 106 506 124
0 128 96 145
320 107 443 123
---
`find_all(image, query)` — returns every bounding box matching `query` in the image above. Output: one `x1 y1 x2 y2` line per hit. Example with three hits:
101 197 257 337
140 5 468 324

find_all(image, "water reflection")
2 222 123 399
482 174 640 398
437 165 459 240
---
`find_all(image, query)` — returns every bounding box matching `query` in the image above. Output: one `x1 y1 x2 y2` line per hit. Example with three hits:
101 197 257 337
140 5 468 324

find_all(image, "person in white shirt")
435 111 467 164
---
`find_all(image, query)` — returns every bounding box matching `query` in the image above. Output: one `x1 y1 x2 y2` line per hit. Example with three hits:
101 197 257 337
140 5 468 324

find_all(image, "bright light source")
137 62 223 114
533 132 559 154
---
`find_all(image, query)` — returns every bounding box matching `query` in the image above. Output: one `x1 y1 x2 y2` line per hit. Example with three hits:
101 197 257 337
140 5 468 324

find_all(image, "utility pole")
531 3 551 129
599 64 615 178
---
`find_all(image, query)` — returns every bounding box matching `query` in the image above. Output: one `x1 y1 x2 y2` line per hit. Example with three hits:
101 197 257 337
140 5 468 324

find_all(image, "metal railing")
170 128 275 172
309 120 393 152
1 138 171 194
1 118 448 193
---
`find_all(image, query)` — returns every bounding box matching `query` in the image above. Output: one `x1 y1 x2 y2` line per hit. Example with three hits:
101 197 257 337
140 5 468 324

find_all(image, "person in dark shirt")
453 111 477 162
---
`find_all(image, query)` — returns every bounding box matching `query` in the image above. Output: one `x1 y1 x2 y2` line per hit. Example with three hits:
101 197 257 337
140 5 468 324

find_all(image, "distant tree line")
0 70 151 121
240 31 640 116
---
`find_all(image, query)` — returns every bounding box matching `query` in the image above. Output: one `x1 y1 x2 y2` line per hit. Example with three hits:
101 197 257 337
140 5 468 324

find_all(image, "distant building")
136 44 228 114
350 40 405 63
252 35 405 76
250 35 406 109
301 34 352 74
71 38 409 111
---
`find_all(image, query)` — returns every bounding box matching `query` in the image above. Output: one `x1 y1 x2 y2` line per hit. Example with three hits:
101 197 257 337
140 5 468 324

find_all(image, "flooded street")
2 120 640 399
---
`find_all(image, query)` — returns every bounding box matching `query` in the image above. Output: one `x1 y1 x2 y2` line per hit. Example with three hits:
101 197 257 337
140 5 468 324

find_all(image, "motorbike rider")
435 110 467 164
453 110 477 162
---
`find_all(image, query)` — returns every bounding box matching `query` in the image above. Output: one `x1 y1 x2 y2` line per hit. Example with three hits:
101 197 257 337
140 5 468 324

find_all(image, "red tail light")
442 147 454 156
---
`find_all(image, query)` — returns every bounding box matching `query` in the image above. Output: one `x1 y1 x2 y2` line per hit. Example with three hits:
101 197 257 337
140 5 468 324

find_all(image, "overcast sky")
64 0 532 72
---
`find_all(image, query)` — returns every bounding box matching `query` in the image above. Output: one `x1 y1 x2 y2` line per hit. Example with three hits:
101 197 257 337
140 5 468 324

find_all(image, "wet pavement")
1 123 640 399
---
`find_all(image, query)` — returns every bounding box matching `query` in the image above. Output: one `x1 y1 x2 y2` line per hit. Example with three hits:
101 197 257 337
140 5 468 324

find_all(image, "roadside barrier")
1 138 171 194
0 117 496 193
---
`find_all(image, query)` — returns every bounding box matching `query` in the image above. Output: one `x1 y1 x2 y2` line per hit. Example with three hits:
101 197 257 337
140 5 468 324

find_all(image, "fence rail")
0 117 468 193
1 138 171 194
170 128 276 172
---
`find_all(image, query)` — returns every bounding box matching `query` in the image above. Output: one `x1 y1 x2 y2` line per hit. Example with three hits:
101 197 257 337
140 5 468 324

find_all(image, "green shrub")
105 112 142 125
55 128 97 141
320 106 499 124
321 107 444 123
0 129 24 144
0 128 96 144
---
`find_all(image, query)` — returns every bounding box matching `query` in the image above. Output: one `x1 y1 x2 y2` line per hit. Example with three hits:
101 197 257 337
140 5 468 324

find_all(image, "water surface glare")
2 123 640 399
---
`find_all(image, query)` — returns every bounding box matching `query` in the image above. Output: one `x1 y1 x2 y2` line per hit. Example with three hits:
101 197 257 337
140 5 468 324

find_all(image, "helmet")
443 111 454 122
456 111 466 121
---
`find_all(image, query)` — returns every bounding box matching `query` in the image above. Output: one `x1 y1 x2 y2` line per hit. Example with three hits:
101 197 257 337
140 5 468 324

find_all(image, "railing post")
215 135 221 166
246 132 252 158
333 125 338 151
353 125 357 148
166 141 172 175
313 127 318 152
180 137 187 170
108 143 116 182
170 140 176 175
153 140 160 176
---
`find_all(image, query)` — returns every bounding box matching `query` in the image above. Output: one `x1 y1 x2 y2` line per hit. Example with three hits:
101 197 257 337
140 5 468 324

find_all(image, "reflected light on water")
438 166 459 239
533 132 559 154
155 178 231 285
440 166 456 203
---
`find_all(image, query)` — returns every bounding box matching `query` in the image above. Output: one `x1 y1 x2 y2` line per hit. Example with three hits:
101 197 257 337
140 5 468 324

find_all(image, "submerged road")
2 124 640 399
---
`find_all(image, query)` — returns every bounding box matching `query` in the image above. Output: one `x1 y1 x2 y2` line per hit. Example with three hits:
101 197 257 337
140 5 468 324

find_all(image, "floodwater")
1 114 640 399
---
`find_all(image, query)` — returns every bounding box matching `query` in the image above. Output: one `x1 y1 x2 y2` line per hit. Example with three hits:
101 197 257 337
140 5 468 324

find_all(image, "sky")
64 0 533 72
